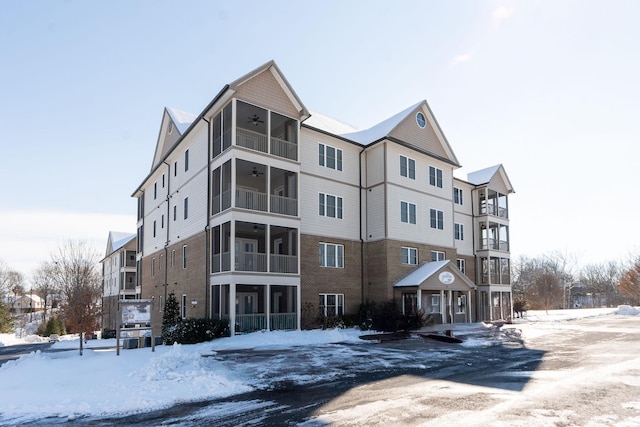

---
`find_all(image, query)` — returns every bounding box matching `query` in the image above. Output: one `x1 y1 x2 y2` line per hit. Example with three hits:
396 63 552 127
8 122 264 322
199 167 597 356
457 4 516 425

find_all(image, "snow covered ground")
0 306 638 425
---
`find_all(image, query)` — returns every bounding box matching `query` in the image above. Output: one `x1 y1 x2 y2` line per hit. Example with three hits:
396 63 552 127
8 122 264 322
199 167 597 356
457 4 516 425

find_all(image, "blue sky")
1 1 639 278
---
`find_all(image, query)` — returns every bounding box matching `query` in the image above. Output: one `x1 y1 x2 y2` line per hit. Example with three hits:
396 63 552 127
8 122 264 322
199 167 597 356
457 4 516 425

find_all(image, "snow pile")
615 305 640 316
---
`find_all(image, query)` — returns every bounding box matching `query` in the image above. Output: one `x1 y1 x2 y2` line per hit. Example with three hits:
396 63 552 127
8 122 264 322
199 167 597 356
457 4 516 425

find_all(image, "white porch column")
488 290 493 321
296 284 301 331
266 284 271 331
229 283 237 337
417 289 422 311
440 290 445 324
467 290 472 323
448 290 453 324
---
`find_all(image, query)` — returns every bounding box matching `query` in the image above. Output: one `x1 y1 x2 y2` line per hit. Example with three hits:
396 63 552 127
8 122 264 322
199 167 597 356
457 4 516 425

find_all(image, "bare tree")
50 240 102 354
513 254 571 312
31 263 59 325
618 254 640 306
0 259 11 299
580 261 622 307
6 271 26 313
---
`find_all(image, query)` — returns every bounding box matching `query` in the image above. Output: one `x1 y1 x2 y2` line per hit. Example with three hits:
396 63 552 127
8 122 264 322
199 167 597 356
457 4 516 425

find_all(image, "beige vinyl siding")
365 185 385 241
299 128 360 185
298 173 360 241
388 108 449 160
234 69 300 119
364 144 385 186
453 212 474 256
424 194 455 248
453 179 473 216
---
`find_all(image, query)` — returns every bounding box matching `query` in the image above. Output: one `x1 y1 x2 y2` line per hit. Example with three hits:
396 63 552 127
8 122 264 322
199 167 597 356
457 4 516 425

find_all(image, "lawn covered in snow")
0 306 637 423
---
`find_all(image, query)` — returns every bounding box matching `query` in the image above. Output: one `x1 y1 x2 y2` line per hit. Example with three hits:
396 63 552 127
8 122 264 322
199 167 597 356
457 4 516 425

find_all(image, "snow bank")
615 305 640 316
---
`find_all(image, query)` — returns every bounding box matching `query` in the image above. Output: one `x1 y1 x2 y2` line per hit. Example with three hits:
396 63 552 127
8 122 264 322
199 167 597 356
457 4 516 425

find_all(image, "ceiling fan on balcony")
251 167 264 177
248 114 264 126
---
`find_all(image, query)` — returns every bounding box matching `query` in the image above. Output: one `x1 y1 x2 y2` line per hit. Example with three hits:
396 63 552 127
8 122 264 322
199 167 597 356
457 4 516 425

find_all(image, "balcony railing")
236 128 268 153
235 252 267 272
270 194 297 216
212 252 297 273
236 314 267 333
236 188 267 212
270 313 296 330
235 313 297 333
270 137 297 161
270 254 298 273
481 204 509 218
479 238 510 252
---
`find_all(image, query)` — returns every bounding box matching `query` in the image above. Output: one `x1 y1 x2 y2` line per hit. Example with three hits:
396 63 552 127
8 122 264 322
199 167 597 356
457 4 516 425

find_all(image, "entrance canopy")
394 260 476 292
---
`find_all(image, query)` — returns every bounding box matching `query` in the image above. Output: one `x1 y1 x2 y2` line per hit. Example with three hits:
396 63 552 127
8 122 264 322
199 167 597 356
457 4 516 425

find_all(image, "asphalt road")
0 341 53 365
9 315 640 426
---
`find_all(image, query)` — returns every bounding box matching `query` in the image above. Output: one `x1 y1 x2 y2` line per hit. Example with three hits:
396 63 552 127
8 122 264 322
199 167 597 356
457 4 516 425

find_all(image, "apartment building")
101 231 137 330
132 60 514 335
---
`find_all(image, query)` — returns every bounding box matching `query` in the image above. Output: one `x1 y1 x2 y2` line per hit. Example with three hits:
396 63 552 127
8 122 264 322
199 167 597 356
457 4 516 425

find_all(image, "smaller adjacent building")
101 231 137 331
9 294 44 313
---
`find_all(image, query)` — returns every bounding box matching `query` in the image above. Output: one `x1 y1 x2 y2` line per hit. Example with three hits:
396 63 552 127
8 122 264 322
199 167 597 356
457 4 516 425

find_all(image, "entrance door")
236 292 258 314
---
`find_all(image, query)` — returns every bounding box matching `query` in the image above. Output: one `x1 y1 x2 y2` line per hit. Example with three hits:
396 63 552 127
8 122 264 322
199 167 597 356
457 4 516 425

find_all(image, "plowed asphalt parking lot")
24 314 640 426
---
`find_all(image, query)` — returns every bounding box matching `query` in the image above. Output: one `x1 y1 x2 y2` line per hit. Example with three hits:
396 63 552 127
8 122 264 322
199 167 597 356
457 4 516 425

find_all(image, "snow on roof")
340 101 422 145
166 107 197 134
394 260 449 287
466 164 502 185
304 111 359 135
109 231 136 253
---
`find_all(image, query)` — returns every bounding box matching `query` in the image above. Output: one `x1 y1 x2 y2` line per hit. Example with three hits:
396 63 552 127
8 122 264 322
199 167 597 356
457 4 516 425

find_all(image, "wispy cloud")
492 6 513 25
453 53 472 64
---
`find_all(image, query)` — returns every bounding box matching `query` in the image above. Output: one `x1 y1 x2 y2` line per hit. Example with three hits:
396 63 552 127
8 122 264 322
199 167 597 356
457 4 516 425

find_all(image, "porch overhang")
394 260 476 292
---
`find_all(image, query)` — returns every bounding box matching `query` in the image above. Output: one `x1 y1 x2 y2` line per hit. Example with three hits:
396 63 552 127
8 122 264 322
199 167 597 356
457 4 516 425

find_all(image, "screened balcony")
480 257 511 285
210 221 298 274
233 160 297 216
236 100 298 161
478 222 510 252
478 189 509 218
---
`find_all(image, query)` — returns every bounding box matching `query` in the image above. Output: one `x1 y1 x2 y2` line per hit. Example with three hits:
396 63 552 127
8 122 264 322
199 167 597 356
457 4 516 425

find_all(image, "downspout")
471 187 477 321
162 161 171 328
359 146 366 306
202 117 211 319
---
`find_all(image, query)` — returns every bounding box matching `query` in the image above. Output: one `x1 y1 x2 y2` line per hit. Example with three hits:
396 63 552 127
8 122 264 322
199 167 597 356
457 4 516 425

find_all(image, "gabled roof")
105 231 136 258
340 102 422 145
394 260 476 291
338 100 460 166
304 110 358 135
467 164 515 193
166 107 197 134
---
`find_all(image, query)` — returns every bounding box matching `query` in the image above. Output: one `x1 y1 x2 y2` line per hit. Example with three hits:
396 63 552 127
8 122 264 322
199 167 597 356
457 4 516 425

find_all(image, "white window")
161 215 164 229
184 197 189 219
401 201 416 224
431 295 440 307
182 245 187 269
457 295 467 314
154 182 157 199
457 258 466 274
402 247 418 265
151 257 156 276
153 220 156 237
430 209 444 230
454 187 463 205
319 144 343 171
162 174 165 188
184 149 189 172
319 293 344 316
431 251 445 262
400 156 415 179
319 193 343 219
454 223 464 240
429 166 443 188
181 294 187 319
319 243 344 268
159 295 163 312
174 161 178 176
171 249 175 267
173 205 177 221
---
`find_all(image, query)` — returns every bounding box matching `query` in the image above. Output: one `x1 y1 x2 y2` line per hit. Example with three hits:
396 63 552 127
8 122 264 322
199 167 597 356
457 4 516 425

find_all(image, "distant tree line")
512 251 640 312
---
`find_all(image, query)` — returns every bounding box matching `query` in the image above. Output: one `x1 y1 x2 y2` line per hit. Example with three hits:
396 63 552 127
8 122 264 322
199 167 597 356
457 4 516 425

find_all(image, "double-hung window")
402 247 418 265
319 242 344 268
184 197 189 219
400 156 415 179
429 166 443 188
430 208 444 230
457 258 466 274
184 149 189 172
319 193 343 219
319 293 344 316
454 223 464 240
454 187 463 205
401 201 416 224
431 251 445 262
182 245 187 269
319 144 343 171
